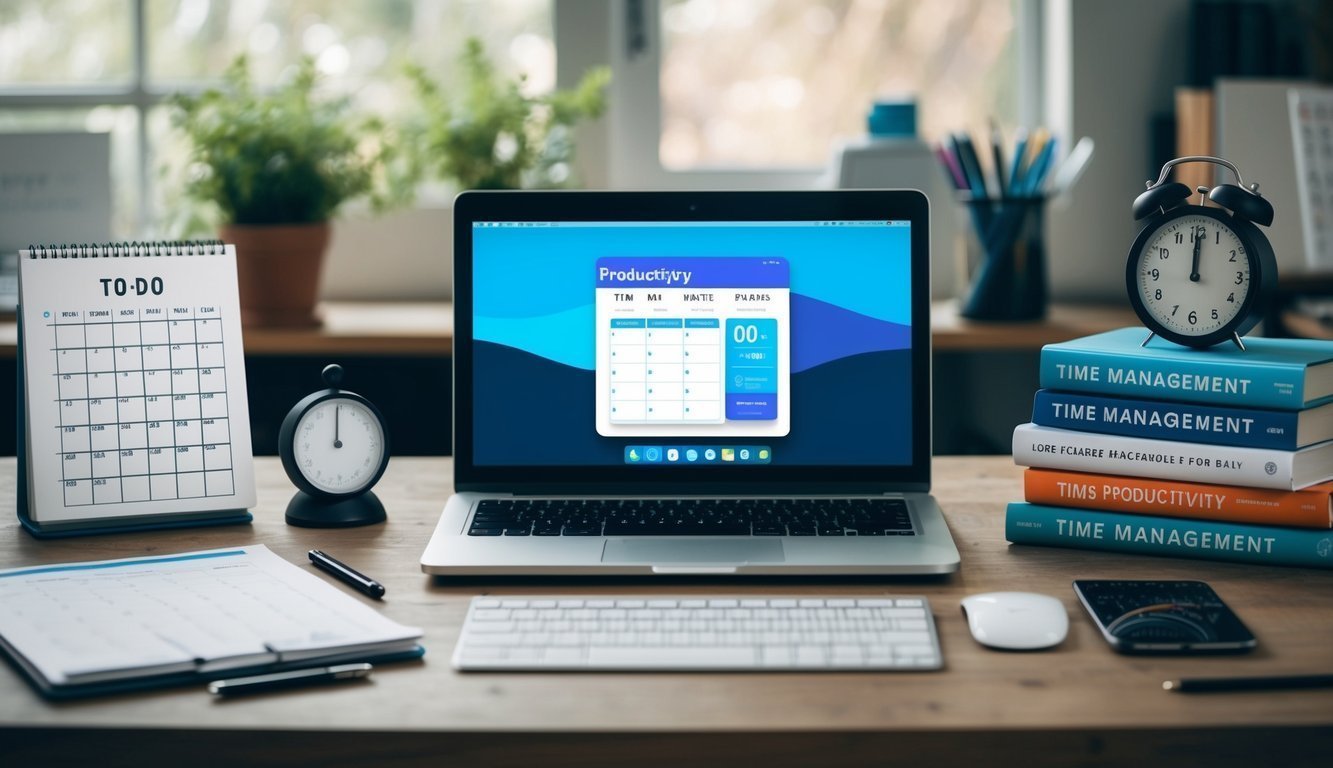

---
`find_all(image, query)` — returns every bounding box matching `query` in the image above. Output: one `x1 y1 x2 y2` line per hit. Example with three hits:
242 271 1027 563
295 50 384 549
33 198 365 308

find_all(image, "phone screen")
1073 580 1256 653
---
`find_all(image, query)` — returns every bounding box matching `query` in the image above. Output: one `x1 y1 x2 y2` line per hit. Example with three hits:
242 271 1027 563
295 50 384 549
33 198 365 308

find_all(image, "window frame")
0 0 158 232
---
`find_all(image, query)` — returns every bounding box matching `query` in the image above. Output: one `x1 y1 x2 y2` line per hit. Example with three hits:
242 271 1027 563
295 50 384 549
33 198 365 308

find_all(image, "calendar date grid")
46 306 237 507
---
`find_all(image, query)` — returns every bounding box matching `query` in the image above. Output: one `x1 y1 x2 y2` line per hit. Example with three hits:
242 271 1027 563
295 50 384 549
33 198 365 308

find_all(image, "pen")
209 663 373 696
309 550 386 599
1162 674 1333 693
989 118 1007 197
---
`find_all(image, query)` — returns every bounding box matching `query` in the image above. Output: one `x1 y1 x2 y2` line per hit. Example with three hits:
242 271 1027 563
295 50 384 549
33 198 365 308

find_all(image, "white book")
1012 423 1333 491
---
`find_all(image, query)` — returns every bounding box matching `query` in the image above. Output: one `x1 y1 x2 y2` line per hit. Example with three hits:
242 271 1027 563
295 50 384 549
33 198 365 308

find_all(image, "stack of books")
1007 327 1333 569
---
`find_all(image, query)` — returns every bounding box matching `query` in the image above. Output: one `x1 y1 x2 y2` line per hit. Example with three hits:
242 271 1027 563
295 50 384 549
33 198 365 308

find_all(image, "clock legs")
1142 328 1249 350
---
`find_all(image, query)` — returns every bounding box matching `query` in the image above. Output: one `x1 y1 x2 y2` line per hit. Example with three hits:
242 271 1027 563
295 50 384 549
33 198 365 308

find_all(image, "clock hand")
334 405 343 449
1190 226 1202 282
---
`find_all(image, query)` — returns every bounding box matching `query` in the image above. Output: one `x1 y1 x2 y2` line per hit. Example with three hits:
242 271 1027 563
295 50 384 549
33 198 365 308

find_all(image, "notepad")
17 242 256 535
0 546 423 698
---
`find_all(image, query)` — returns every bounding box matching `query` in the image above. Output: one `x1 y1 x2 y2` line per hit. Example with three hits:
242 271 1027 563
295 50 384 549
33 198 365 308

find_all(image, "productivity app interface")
595 257 790 437
471 220 915 468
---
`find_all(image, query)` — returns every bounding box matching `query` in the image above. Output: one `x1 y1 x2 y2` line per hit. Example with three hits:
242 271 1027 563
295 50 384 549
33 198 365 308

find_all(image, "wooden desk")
1 457 1329 767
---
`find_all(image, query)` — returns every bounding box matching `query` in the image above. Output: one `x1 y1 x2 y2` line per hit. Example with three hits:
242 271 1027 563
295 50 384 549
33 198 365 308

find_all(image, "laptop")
421 190 960 575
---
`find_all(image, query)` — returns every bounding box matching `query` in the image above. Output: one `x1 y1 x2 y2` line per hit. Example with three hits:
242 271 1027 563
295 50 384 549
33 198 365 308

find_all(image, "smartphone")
1072 579 1257 654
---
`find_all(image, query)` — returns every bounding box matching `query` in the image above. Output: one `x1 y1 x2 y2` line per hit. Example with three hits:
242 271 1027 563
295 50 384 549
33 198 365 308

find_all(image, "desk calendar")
1290 87 1333 269
16 242 255 536
595 257 790 437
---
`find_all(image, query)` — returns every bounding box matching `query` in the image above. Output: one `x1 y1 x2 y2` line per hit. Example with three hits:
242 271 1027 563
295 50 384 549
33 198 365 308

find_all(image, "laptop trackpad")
601 539 785 564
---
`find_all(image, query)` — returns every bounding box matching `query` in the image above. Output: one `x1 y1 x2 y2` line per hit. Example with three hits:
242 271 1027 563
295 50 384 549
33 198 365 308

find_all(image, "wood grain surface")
1 457 1329 767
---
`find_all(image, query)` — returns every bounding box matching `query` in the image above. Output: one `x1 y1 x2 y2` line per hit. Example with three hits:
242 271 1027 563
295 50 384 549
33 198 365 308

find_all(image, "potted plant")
406 38 610 190
168 56 403 327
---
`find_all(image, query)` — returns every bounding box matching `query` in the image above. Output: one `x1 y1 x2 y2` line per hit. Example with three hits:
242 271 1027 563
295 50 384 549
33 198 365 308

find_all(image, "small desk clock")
1127 155 1277 350
279 364 390 528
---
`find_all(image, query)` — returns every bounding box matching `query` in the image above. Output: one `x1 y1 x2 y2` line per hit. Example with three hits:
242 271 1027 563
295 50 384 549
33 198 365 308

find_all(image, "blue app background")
472 223 914 466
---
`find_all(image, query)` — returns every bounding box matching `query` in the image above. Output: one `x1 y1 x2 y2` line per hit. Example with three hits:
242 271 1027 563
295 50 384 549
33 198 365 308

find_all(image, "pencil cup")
958 196 1047 321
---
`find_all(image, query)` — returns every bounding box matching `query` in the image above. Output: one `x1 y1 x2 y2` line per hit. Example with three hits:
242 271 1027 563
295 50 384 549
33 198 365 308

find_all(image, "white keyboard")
452 595 942 671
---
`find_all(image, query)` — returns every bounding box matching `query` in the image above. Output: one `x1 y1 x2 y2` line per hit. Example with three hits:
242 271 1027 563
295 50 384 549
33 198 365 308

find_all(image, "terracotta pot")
222 222 331 328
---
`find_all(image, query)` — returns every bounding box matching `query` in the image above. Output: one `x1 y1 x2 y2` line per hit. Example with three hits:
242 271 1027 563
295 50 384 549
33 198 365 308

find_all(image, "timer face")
1135 213 1250 337
292 398 386 494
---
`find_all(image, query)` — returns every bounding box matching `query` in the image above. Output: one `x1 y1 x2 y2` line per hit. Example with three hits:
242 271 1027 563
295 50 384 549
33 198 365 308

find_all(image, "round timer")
279 364 390 527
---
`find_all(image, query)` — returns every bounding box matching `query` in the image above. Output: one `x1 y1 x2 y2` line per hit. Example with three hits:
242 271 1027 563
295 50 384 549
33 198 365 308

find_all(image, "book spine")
1023 468 1333 528
1005 502 1333 569
1031 390 1300 450
1012 423 1301 490
1038 346 1308 409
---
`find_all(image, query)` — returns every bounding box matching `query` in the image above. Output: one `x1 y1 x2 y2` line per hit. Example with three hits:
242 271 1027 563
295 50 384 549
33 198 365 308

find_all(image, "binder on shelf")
16 241 256 537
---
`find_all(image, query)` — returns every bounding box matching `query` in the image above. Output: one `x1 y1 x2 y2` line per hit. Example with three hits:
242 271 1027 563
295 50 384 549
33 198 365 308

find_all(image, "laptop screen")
469 217 917 471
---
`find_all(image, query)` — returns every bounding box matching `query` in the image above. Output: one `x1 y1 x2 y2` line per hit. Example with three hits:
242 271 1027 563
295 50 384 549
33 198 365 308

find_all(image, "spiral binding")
25 240 226 258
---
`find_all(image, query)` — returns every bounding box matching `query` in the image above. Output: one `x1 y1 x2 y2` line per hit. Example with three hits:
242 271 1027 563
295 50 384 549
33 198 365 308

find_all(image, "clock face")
291 398 386 495
1135 213 1250 337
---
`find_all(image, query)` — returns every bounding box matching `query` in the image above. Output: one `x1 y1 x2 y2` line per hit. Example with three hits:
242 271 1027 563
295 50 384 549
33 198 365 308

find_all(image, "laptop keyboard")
466 498 915 537
453 595 942 671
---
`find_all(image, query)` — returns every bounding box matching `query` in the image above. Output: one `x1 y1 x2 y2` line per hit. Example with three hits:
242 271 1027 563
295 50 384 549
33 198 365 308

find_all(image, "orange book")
1023 468 1333 529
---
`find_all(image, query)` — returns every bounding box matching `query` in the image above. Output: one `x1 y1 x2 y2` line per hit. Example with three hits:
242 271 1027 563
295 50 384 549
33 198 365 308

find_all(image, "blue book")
1039 328 1333 410
1005 502 1333 569
1031 389 1333 450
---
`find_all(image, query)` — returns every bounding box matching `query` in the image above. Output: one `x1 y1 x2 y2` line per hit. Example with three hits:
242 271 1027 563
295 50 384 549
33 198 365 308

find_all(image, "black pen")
209 663 373 696
1163 674 1333 693
309 550 386 599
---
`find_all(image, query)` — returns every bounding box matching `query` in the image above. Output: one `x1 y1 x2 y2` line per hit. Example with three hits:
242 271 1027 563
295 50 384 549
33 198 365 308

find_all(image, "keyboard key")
588 647 757 667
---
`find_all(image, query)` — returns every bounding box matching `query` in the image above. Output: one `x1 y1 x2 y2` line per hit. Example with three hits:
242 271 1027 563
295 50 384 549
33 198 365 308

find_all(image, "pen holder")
958 196 1047 321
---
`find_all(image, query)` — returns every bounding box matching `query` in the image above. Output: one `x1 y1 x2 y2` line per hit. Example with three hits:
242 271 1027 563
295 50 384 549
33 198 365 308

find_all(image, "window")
659 0 1021 170
0 0 554 237
1 1 1034 227
574 0 1033 188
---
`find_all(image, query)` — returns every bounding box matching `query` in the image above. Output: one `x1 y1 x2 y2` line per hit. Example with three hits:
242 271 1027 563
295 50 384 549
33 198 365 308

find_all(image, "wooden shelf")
931 300 1138 351
0 300 1138 359
241 301 453 356
0 301 453 359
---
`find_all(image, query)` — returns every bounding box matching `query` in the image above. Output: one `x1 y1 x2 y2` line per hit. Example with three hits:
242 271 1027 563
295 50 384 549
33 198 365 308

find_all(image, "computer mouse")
960 592 1068 650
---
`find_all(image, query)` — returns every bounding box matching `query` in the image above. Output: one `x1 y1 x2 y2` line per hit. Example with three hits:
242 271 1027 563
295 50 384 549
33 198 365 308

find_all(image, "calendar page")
18 245 256 524
1290 88 1333 269
595 257 790 437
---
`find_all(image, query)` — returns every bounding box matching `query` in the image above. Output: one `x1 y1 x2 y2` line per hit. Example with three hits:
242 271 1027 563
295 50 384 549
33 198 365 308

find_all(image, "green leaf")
165 54 408 231
405 37 610 191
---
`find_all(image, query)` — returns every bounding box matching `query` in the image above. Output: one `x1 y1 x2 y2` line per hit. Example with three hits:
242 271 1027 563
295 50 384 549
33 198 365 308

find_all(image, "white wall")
1043 0 1191 301
320 205 453 301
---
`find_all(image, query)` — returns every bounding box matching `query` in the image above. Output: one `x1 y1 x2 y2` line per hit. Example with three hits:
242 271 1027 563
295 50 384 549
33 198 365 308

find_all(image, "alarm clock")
1127 155 1277 350
279 364 390 527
